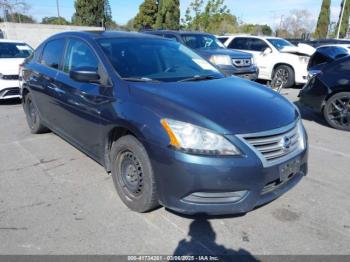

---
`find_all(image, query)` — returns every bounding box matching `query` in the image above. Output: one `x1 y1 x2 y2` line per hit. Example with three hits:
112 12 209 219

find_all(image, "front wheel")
111 135 159 213
323 92 350 131
271 65 295 92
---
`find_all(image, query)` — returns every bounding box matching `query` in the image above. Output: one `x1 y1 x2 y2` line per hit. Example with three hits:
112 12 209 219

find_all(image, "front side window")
63 39 98 73
181 34 225 50
249 39 269 52
0 42 33 59
41 39 65 69
98 38 222 82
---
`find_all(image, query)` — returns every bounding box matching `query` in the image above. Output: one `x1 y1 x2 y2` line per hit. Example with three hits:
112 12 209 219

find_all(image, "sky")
23 0 344 29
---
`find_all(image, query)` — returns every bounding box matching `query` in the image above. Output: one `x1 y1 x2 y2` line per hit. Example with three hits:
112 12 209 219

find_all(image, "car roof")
219 34 281 40
0 39 27 44
143 30 213 36
48 30 171 41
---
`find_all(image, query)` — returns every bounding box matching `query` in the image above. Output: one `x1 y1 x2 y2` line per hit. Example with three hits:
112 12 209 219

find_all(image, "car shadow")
173 216 258 260
0 98 22 106
293 101 331 128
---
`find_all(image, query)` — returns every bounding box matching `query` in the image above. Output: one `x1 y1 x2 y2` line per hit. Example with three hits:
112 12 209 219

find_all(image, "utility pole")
337 0 347 39
56 0 60 17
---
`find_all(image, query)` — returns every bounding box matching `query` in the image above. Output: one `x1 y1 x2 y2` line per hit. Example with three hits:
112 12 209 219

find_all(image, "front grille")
232 58 251 67
239 122 302 166
2 75 19 80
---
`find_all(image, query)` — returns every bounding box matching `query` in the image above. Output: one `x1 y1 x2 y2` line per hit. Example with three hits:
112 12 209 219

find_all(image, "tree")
133 0 158 30
182 0 238 34
276 9 314 38
125 18 135 31
5 11 35 23
239 24 272 36
41 16 69 25
336 0 350 38
314 0 331 39
155 0 180 29
72 0 105 26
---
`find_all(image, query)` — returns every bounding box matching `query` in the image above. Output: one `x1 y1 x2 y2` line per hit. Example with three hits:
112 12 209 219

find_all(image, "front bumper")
0 79 21 100
220 65 259 81
146 141 308 215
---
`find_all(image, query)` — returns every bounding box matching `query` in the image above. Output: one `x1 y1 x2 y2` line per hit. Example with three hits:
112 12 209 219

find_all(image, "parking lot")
0 87 349 256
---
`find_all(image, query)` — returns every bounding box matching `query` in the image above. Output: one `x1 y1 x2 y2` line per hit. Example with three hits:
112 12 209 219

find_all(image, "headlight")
299 56 310 64
251 57 255 65
161 119 241 156
209 55 232 66
297 120 307 150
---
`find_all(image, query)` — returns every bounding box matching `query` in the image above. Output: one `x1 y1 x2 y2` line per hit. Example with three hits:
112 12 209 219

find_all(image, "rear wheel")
271 65 295 91
23 92 49 134
111 135 159 213
323 92 350 131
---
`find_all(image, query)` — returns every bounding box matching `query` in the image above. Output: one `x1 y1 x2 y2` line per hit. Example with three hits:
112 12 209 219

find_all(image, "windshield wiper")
178 75 221 82
122 77 161 83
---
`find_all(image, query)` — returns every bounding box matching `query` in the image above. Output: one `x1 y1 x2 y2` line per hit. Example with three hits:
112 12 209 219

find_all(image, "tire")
271 65 295 90
23 92 49 134
110 135 159 213
323 92 350 131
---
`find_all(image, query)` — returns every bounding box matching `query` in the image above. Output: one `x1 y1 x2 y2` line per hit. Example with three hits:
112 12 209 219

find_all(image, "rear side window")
63 39 98 73
229 38 250 50
229 37 268 52
41 39 65 69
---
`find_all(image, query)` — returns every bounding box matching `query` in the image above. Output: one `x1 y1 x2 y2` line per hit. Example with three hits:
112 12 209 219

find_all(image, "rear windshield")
0 42 33 59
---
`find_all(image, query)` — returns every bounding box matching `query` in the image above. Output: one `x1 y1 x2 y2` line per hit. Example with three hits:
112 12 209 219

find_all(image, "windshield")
0 42 33 58
181 34 225 50
98 38 222 82
267 38 294 50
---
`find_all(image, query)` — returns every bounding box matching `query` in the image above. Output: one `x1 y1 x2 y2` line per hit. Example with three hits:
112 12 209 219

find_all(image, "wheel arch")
104 125 141 173
321 88 350 112
271 63 295 79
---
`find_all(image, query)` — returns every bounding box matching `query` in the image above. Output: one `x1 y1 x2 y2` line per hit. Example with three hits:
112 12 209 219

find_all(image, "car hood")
280 44 315 56
129 77 299 135
197 48 252 59
0 58 25 75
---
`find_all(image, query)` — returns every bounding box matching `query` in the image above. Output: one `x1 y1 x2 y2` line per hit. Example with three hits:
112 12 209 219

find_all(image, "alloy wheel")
327 95 350 128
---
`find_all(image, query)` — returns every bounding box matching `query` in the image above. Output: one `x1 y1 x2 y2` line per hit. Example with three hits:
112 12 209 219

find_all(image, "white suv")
0 39 33 100
218 35 315 88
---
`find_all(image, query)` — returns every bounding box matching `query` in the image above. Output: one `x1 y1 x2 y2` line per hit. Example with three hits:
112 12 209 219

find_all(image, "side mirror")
69 67 100 83
262 48 272 56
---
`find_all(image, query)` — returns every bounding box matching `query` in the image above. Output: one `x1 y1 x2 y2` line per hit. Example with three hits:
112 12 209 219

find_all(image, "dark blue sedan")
21 31 308 215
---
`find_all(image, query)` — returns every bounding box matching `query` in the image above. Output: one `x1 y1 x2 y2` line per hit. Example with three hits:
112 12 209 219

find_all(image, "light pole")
56 0 60 17
337 0 347 39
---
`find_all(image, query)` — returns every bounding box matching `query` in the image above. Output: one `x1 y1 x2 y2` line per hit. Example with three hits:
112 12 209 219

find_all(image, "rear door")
26 38 66 125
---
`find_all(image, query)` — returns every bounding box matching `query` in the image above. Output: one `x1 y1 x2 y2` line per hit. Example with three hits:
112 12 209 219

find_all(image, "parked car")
218 35 315 89
0 39 33 100
143 30 259 81
295 38 350 48
307 45 349 77
21 31 308 215
299 50 350 131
